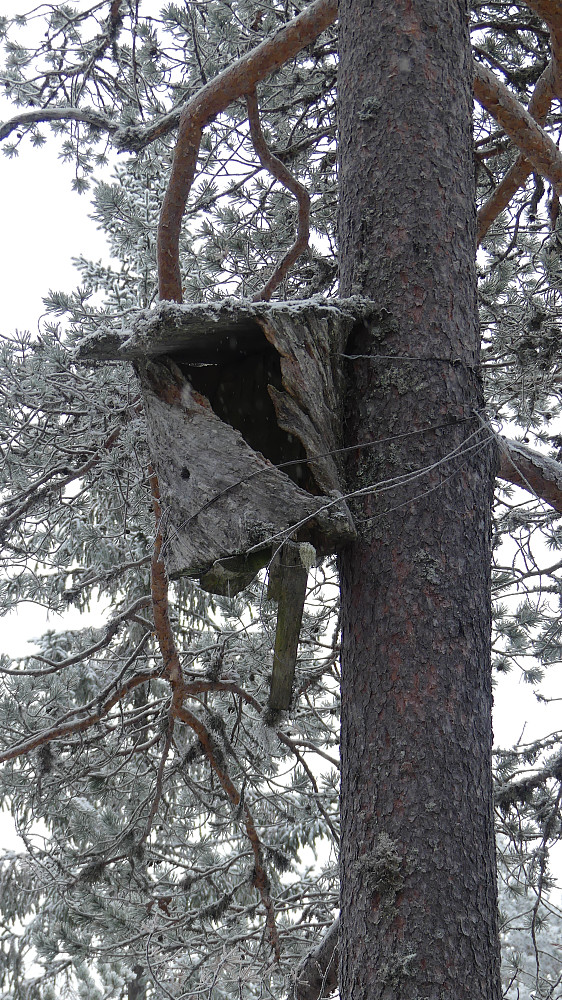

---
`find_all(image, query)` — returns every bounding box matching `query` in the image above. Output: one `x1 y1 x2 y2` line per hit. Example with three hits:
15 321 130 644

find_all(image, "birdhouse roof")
76 296 376 363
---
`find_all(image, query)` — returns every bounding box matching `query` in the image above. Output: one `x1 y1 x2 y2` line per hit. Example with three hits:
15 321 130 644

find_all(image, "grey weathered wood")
77 299 376 592
267 541 309 712
138 354 353 590
77 298 373 364
127 966 146 1000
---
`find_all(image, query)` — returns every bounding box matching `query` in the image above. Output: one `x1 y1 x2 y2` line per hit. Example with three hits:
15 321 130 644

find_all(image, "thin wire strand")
164 417 475 548
246 425 496 553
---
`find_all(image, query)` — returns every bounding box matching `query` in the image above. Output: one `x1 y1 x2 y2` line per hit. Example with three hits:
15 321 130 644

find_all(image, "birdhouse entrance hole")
173 323 314 493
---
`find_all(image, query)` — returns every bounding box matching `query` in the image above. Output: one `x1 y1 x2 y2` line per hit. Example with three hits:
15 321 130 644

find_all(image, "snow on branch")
0 670 157 764
497 438 562 514
0 106 119 144
495 749 562 808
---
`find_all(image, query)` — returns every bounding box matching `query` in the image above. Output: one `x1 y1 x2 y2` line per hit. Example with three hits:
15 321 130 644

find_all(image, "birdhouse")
78 297 373 596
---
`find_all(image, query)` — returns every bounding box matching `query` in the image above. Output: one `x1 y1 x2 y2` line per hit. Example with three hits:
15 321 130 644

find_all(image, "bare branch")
157 0 337 301
474 61 562 196
245 89 311 301
477 64 554 243
497 438 562 513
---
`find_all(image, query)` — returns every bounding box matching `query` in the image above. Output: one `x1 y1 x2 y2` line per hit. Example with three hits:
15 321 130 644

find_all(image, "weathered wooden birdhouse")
78 298 372 597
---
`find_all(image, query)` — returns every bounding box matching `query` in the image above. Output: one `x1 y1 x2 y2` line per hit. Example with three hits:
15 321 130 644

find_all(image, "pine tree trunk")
337 2 501 998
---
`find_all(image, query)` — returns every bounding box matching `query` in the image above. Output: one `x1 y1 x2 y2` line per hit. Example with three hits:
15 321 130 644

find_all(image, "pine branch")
495 751 562 808
0 595 151 677
176 701 281 962
7 0 559 279
246 89 311 301
0 106 119 144
524 1 562 105
148 469 281 961
474 60 562 195
476 0 562 241
139 717 175 844
156 0 562 300
521 0 562 58
0 0 124 144
0 423 122 536
0 670 155 764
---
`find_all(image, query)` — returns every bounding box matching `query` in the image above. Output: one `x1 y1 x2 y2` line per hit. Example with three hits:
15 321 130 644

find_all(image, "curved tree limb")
497 438 562 514
5 0 561 282
476 63 554 243
4 0 561 303
1 0 337 160
474 60 562 196
157 16 562 301
0 106 120 144
157 0 337 301
245 89 311 301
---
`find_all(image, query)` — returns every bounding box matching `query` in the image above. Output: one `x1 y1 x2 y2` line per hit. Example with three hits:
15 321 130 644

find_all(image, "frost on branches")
1 1 562 998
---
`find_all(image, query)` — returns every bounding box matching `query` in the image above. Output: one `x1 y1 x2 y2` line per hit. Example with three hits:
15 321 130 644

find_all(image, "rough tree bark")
337 2 502 999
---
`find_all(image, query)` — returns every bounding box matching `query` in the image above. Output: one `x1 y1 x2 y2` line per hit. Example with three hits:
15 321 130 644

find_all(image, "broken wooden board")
78 297 377 594
266 541 310 712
